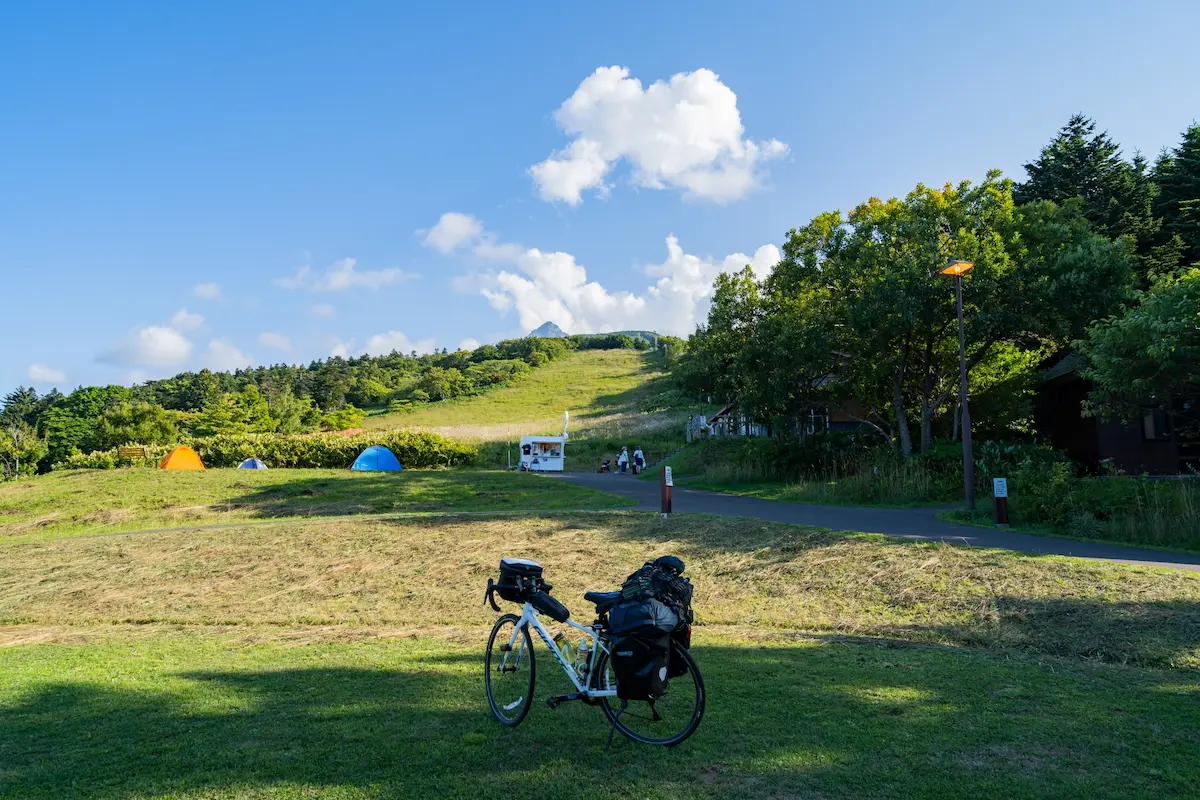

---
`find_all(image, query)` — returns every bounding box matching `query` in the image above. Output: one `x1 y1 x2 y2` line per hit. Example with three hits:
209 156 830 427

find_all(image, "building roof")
1044 352 1086 382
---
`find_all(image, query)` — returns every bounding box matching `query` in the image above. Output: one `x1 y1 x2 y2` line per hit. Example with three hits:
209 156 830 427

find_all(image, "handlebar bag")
496 558 546 603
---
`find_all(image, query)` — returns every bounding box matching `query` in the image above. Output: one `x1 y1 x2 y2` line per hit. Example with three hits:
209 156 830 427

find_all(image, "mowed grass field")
2 502 1200 798
0 469 630 541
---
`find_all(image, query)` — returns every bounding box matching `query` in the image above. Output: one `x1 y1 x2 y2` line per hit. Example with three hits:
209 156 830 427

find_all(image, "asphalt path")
553 472 1200 572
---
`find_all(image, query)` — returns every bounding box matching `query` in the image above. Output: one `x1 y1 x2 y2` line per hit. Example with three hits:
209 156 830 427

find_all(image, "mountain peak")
529 321 567 338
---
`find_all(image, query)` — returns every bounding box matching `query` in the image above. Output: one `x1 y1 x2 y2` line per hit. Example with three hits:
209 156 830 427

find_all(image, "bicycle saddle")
584 590 622 612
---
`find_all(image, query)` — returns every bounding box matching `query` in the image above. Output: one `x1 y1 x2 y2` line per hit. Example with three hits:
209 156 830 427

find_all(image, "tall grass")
1053 478 1200 549
695 454 943 506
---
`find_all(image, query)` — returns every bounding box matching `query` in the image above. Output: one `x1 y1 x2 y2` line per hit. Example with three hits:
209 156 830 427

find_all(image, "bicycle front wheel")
595 638 705 746
485 613 535 726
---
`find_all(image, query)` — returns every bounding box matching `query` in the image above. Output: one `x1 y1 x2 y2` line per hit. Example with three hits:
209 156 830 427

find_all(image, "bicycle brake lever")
484 579 501 612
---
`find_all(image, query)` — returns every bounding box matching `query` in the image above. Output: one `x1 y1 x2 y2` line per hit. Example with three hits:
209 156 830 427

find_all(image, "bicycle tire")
595 638 705 746
485 613 535 726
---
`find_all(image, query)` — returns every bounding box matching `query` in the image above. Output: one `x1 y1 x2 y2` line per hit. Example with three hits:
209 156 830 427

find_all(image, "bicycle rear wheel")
595 638 705 746
485 613 535 726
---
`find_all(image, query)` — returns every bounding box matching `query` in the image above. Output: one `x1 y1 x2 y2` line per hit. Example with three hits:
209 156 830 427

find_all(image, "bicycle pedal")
546 695 565 709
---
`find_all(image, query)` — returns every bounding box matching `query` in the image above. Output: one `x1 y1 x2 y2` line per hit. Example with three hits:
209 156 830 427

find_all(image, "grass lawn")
0 469 631 541
3 629 1198 799
4 511 1199 796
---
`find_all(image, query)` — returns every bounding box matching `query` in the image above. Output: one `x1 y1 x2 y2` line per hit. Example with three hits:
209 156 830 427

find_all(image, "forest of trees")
676 115 1200 457
0 333 649 477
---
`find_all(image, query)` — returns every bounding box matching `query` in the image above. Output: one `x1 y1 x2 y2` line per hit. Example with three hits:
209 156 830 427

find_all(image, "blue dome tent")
237 457 269 470
350 445 403 472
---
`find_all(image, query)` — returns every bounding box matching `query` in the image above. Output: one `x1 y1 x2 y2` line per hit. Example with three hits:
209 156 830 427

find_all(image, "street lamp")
940 259 975 510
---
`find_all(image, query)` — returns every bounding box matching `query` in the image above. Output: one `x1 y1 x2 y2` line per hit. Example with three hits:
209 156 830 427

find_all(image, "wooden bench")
117 446 151 466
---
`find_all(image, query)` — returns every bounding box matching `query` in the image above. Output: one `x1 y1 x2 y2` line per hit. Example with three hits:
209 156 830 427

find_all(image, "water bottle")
553 632 573 663
574 639 591 676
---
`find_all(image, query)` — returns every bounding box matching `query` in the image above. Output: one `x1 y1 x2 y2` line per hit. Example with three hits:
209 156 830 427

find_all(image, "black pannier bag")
611 631 670 700
617 556 695 682
608 598 678 700
494 558 547 603
667 625 691 678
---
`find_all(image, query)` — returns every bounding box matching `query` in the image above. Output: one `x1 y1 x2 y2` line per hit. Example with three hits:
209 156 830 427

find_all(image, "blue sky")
3 0 1199 393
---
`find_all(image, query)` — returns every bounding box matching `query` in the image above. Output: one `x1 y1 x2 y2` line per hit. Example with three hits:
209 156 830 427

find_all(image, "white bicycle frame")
504 601 618 698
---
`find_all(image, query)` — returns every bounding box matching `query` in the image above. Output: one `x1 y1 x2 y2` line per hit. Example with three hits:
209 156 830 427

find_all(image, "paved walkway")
554 472 1200 572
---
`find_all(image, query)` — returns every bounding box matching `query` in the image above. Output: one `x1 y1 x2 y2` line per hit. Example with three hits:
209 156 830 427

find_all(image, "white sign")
664 466 673 487
993 477 1008 498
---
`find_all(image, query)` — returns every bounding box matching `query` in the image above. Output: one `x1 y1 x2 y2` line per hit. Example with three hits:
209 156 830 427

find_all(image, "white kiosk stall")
518 411 569 472
519 435 566 472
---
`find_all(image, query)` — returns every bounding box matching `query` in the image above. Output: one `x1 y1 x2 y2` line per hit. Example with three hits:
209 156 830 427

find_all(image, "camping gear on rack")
160 446 205 471
609 556 695 693
350 445 402 472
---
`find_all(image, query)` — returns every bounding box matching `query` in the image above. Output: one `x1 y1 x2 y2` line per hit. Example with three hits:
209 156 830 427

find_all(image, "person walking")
617 447 629 474
633 446 645 475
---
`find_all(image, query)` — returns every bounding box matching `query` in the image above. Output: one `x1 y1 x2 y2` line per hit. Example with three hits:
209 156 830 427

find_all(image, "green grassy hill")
364 349 658 432
364 349 694 470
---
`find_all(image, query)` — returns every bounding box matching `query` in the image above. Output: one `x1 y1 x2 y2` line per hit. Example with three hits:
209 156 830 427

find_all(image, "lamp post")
940 259 975 510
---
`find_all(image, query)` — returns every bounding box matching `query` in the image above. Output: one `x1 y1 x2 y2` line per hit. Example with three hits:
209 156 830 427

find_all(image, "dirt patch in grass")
79 508 133 527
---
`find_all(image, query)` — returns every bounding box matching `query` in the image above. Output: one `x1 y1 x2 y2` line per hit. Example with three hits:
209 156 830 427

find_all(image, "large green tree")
675 268 762 406
39 386 131 465
698 173 1134 454
1080 268 1200 436
94 401 180 449
1015 114 1159 245
1152 123 1200 269
0 422 47 479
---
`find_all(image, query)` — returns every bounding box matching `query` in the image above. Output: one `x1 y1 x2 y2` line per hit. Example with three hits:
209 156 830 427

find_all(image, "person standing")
617 447 629 474
633 446 645 474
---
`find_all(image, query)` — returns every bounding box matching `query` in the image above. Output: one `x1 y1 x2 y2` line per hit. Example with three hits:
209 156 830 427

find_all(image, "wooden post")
993 477 1009 526
661 466 673 518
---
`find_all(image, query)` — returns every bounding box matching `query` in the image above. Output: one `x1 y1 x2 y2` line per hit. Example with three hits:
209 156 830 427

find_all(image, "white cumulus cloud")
193 283 221 300
458 338 481 351
365 330 437 356
310 303 336 318
101 326 194 368
423 212 484 254
431 213 778 336
330 338 356 358
170 308 205 331
27 363 66 384
530 66 787 205
204 339 253 371
274 258 414 292
258 332 291 352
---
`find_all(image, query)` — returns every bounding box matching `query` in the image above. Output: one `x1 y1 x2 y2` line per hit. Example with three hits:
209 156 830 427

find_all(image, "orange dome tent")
160 446 205 470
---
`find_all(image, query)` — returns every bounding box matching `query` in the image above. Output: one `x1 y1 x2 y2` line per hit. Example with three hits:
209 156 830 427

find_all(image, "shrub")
1009 458 1078 526
322 404 367 431
55 429 476 471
